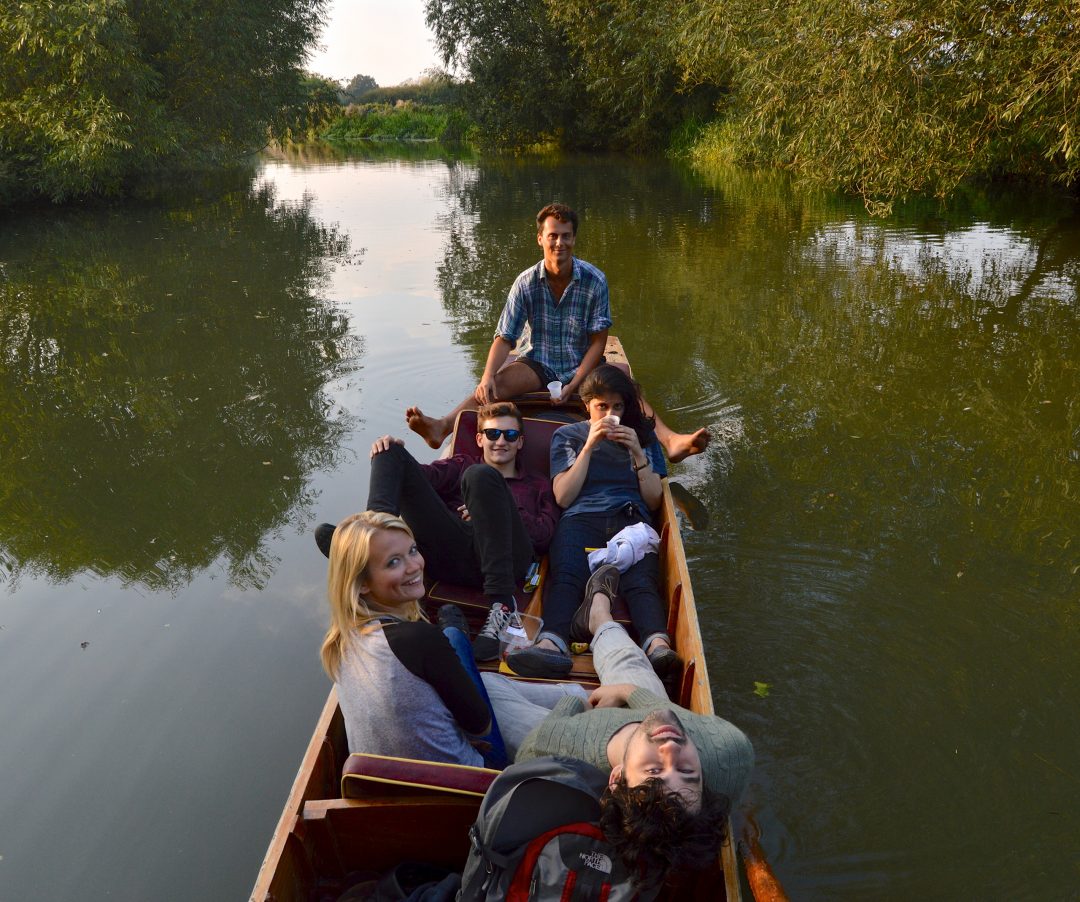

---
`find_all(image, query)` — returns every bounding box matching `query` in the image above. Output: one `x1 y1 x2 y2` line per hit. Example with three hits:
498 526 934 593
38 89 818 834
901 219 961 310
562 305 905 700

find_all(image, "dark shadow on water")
0 180 360 591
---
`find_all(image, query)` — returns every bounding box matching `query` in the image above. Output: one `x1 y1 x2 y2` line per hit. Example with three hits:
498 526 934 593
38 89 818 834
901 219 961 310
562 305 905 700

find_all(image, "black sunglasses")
480 428 522 442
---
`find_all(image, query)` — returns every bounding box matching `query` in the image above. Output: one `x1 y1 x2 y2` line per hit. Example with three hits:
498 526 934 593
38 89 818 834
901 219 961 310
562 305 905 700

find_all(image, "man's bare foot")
664 426 711 463
405 406 452 449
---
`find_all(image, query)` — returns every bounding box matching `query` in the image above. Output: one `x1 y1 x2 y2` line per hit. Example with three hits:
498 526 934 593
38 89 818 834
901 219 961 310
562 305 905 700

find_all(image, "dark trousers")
367 444 533 596
542 505 666 645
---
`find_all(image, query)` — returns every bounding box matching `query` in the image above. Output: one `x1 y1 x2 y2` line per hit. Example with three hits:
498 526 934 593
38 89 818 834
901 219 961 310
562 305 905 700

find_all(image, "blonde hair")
319 511 426 680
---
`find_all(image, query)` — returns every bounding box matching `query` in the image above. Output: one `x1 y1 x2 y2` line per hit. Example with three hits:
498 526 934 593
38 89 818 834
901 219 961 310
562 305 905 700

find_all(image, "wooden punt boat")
250 338 744 901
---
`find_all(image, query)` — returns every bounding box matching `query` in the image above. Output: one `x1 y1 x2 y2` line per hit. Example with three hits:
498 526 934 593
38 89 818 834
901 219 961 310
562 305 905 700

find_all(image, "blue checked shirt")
494 258 612 384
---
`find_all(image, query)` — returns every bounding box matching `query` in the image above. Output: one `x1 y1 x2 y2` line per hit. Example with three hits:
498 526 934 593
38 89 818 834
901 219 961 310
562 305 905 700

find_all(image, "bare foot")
664 426 711 463
405 405 451 449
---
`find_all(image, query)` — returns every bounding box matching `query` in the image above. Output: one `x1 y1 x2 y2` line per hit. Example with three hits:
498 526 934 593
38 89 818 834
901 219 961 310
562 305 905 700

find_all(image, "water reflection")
429 157 1080 896
0 183 358 591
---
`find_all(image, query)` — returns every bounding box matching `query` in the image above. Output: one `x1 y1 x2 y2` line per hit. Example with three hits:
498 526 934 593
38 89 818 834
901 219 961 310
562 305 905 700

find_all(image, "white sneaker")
472 602 511 662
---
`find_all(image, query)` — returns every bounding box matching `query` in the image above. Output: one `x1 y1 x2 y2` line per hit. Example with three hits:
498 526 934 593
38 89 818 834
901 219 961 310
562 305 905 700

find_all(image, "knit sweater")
515 688 754 803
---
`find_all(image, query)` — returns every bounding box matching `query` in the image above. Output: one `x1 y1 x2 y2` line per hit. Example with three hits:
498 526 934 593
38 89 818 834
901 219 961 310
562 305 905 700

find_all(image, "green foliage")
281 74 346 142
357 71 462 107
342 73 379 103
0 0 328 203
679 0 1080 210
424 0 1080 205
425 0 597 149
322 104 451 141
545 0 723 149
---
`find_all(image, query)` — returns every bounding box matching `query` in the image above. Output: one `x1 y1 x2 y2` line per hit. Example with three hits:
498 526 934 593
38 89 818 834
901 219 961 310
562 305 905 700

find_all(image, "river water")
1 145 1077 900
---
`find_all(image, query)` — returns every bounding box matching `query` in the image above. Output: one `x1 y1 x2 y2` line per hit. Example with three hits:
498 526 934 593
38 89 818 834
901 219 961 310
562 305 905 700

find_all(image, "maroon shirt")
420 455 559 554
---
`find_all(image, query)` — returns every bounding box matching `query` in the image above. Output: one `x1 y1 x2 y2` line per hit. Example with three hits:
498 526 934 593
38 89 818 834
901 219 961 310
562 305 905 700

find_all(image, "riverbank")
322 103 470 144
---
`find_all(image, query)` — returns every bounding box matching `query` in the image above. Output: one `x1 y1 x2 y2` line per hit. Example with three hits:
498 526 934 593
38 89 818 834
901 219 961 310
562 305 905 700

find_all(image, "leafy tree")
425 0 595 148
0 0 328 203
545 0 723 148
343 73 379 103
677 0 1080 210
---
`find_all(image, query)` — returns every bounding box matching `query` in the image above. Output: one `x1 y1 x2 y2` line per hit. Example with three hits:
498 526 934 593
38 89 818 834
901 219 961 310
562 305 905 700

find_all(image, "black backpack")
457 756 656 902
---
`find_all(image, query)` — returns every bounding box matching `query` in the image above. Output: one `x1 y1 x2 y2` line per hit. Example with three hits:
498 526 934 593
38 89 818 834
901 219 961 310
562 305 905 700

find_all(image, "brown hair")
319 511 426 680
536 202 578 236
477 401 524 431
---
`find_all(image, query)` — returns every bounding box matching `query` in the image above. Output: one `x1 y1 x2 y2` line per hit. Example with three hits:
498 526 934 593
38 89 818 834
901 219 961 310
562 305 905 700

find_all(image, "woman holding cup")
506 365 679 684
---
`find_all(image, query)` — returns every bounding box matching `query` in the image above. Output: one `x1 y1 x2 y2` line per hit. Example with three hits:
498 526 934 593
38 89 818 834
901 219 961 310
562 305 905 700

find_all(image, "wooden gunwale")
250 337 742 901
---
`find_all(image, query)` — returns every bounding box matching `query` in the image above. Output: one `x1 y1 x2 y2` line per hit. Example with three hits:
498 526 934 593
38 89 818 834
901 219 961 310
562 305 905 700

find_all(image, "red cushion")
451 411 568 479
341 753 500 799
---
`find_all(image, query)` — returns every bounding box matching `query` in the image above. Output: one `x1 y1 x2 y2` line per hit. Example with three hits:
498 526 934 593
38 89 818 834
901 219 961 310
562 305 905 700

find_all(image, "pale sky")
305 0 443 87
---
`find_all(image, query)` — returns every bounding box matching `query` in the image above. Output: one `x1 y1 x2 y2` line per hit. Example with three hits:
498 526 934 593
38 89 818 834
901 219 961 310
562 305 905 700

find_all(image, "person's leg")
480 673 588 759
617 552 669 651
442 627 507 769
534 513 605 651
641 395 711 463
406 362 543 449
589 614 668 698
368 444 480 586
460 464 534 598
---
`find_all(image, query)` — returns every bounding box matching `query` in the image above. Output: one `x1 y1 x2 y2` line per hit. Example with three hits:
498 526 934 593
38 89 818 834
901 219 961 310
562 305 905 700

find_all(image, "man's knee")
462 462 503 494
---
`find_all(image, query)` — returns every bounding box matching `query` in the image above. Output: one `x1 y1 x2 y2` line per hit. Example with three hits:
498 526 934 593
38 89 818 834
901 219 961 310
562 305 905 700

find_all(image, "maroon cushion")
451 410 567 479
341 753 500 799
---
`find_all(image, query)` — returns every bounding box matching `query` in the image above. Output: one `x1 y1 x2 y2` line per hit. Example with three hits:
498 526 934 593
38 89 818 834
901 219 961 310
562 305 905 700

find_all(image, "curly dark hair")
598 778 731 891
579 364 657 447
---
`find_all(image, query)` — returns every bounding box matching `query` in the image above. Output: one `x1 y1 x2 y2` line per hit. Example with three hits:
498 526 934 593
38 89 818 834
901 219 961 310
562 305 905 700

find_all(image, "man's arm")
560 328 607 398
515 475 560 554
476 336 515 405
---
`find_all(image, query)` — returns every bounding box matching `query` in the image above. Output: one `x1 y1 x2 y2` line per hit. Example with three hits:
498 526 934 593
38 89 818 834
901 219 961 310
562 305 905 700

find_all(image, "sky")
305 0 442 87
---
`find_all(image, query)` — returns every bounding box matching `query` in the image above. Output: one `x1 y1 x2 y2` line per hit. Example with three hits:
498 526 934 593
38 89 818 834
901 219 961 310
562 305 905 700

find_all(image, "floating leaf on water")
753 681 770 698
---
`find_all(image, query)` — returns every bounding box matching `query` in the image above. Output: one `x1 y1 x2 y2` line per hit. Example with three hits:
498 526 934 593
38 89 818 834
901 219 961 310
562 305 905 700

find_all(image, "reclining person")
481 565 754 885
316 402 557 661
406 202 710 462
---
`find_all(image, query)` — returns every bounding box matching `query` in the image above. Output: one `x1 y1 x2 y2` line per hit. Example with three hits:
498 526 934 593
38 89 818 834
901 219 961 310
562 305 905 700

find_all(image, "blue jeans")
539 506 668 653
442 626 507 769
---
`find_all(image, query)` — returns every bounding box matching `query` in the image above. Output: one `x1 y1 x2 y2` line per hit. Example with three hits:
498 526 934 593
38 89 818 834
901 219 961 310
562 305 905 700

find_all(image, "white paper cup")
547 380 563 401
499 612 544 660
601 414 620 427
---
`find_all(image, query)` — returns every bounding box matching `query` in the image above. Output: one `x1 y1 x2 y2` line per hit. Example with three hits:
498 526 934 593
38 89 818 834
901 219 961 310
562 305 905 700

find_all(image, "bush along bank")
321 103 471 144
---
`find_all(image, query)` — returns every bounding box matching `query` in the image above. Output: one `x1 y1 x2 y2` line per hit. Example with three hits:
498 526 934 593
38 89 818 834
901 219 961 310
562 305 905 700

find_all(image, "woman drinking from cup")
505 365 680 684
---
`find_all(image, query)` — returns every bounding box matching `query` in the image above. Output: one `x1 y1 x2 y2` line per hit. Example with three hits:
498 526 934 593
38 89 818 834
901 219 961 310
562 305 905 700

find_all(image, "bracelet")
634 459 649 472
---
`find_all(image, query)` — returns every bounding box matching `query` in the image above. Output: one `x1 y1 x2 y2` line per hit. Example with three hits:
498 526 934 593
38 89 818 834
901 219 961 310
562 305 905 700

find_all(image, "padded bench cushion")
450 410 571 478
341 753 500 799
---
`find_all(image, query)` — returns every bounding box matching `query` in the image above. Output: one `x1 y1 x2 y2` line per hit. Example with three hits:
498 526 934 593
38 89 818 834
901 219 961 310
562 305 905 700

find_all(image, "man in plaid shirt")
407 203 710 462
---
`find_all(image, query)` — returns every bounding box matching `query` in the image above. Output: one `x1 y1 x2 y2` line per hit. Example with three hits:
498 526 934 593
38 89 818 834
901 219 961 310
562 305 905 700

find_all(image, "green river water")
1 144 1077 900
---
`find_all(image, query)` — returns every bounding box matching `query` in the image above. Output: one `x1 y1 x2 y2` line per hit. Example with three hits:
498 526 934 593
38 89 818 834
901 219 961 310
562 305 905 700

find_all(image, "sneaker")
436 603 469 635
505 645 573 678
570 564 621 644
472 602 511 662
314 522 335 558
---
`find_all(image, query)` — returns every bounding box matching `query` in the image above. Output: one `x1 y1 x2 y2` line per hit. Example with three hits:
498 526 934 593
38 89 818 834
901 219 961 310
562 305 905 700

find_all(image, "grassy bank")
322 103 470 144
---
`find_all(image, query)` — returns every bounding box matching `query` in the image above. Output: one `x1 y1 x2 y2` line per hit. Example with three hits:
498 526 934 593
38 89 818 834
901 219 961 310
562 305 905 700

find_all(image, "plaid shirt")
494 258 612 383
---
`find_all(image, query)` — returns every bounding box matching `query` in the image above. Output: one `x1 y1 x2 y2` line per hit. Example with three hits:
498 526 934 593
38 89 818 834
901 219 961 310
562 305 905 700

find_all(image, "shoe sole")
505 649 572 678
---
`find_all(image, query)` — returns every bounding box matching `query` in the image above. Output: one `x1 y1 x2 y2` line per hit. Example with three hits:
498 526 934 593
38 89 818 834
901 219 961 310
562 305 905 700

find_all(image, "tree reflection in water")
0 181 359 591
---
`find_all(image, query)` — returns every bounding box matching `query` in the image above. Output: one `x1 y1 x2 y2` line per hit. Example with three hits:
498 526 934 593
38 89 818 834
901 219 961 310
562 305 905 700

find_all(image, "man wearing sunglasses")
315 402 558 661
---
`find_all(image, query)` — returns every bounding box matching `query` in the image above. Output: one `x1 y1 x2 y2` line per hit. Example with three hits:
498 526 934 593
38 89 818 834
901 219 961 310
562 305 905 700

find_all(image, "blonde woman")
321 511 505 767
